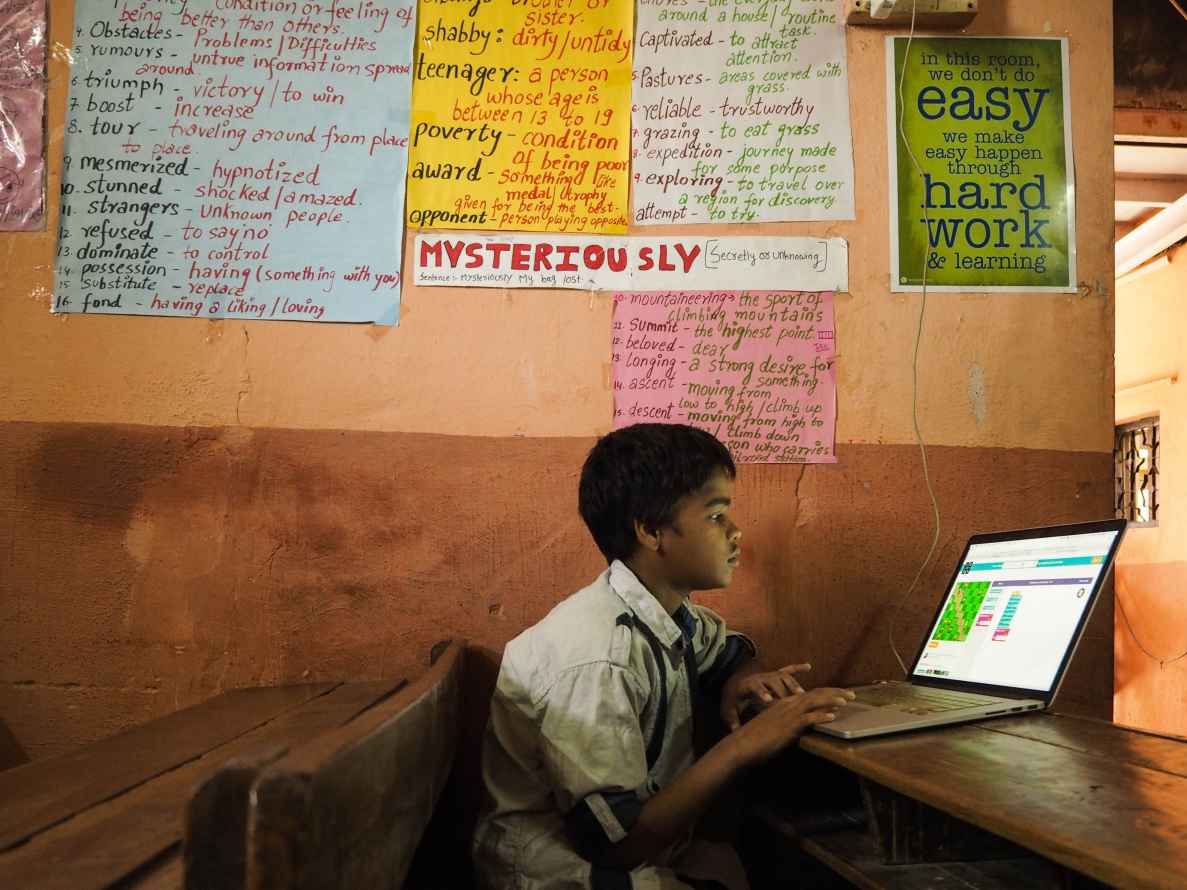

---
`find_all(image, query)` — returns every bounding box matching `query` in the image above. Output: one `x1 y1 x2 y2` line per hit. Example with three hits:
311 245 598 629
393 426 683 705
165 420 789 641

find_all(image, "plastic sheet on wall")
0 0 46 232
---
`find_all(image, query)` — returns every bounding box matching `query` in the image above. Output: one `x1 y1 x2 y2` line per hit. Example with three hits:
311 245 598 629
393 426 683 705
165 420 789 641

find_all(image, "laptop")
814 518 1128 739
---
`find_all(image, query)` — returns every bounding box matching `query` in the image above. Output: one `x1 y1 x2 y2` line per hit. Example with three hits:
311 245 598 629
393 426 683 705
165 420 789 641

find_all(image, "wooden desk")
765 714 1187 890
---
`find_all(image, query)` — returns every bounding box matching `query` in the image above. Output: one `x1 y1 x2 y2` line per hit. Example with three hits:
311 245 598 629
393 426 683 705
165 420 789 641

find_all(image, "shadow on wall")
1 421 599 759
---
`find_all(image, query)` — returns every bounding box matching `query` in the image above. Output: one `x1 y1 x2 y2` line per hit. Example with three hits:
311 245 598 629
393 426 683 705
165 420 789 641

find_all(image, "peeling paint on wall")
967 363 987 427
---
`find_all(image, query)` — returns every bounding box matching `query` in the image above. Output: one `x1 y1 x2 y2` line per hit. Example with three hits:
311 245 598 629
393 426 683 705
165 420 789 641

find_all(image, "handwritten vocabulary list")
613 290 836 463
406 0 632 233
54 0 415 323
631 0 854 225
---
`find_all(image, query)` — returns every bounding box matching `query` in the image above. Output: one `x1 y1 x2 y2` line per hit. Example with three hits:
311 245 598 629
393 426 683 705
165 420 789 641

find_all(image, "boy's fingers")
767 677 795 699
776 665 808 693
760 678 784 698
817 687 856 701
758 674 801 699
799 710 836 730
781 676 804 695
802 688 853 710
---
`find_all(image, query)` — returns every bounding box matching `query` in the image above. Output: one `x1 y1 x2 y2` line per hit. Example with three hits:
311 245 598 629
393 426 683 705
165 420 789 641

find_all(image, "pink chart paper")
613 290 836 464
0 0 46 231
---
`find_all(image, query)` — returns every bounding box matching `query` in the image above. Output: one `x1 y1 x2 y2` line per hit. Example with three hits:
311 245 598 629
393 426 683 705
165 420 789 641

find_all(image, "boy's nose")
729 523 742 542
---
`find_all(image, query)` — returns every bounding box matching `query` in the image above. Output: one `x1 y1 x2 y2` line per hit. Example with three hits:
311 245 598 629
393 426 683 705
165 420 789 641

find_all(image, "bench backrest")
246 640 464 890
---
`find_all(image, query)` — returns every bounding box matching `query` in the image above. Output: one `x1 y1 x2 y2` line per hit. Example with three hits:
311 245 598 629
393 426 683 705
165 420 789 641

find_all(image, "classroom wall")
0 0 1116 761
1114 242 1187 738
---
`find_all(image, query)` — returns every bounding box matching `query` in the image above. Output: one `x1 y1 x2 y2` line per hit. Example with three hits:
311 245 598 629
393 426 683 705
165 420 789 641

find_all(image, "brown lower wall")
0 421 1113 760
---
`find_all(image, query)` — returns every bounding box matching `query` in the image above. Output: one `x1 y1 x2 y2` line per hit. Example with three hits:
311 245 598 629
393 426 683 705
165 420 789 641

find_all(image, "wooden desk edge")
799 720 1185 890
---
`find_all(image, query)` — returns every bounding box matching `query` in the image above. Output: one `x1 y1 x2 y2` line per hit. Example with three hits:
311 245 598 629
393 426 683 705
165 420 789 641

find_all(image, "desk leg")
859 778 1030 866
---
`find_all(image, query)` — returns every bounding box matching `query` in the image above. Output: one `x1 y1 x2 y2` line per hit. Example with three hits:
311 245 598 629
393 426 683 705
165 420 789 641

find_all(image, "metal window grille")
1115 417 1159 525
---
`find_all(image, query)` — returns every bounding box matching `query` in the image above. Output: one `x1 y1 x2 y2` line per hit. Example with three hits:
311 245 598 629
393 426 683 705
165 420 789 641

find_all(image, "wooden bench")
0 717 28 772
0 680 397 888
187 639 464 890
0 639 464 889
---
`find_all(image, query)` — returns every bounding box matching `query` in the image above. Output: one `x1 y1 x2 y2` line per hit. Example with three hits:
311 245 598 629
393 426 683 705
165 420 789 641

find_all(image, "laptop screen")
912 526 1123 693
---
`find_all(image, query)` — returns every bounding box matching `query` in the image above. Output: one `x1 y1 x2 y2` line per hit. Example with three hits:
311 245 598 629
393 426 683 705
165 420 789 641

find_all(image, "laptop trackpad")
825 703 921 732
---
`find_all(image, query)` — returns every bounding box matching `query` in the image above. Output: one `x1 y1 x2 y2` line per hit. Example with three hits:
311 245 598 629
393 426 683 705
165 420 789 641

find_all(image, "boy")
473 423 853 889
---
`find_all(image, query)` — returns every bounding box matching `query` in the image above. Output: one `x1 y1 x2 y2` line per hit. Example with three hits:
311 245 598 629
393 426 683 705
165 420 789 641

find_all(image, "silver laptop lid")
909 519 1127 704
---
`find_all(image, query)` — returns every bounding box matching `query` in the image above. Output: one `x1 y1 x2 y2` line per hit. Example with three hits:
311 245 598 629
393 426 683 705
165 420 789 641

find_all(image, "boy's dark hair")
579 423 736 563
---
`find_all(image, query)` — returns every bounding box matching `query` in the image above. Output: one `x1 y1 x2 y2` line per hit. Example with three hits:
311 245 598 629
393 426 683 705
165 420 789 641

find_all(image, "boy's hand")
720 663 811 731
725 687 856 766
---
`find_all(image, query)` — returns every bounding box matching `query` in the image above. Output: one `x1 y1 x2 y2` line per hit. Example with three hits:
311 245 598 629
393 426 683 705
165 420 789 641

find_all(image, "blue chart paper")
54 0 415 324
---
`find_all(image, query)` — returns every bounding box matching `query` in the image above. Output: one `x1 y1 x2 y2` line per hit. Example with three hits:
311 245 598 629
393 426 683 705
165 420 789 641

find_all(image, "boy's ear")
634 518 662 554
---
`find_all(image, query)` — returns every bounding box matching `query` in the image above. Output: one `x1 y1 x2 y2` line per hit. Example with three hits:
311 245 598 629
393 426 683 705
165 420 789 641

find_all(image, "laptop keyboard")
853 684 1009 714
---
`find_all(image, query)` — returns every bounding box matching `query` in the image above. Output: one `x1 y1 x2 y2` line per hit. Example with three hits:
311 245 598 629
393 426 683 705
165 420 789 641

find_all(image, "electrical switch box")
846 0 979 28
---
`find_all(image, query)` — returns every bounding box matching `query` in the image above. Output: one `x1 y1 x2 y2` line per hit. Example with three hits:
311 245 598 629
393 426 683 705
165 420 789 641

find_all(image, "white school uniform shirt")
473 560 755 890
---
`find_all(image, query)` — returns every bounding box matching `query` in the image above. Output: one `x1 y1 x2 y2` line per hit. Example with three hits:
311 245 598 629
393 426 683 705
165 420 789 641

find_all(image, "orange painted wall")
1115 242 1187 737
2 1 1115 448
0 0 1117 760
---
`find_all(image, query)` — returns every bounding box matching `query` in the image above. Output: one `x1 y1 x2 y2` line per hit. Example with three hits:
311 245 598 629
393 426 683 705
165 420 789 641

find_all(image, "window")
1115 416 1159 525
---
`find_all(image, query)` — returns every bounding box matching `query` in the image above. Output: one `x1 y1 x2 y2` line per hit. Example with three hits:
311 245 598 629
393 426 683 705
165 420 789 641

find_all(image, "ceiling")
1113 1 1187 241
1114 139 1187 235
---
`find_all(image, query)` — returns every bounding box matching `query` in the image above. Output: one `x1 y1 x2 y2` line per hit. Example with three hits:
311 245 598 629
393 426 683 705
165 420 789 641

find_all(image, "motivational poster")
613 290 836 463
0 0 47 231
630 0 854 225
415 233 848 291
406 0 633 233
888 36 1076 292
54 0 415 323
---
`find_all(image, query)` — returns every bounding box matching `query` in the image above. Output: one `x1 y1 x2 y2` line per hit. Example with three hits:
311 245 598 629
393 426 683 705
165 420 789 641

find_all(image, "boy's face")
656 468 742 592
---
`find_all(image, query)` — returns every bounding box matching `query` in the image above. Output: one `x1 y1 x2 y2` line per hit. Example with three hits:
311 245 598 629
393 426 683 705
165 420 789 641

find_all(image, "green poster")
888 37 1076 292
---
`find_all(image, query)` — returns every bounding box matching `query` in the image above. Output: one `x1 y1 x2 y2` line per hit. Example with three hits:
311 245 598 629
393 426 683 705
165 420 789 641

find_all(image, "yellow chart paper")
408 0 632 233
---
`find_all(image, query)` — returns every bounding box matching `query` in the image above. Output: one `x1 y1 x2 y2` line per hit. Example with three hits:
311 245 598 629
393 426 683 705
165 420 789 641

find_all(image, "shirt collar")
608 560 687 649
